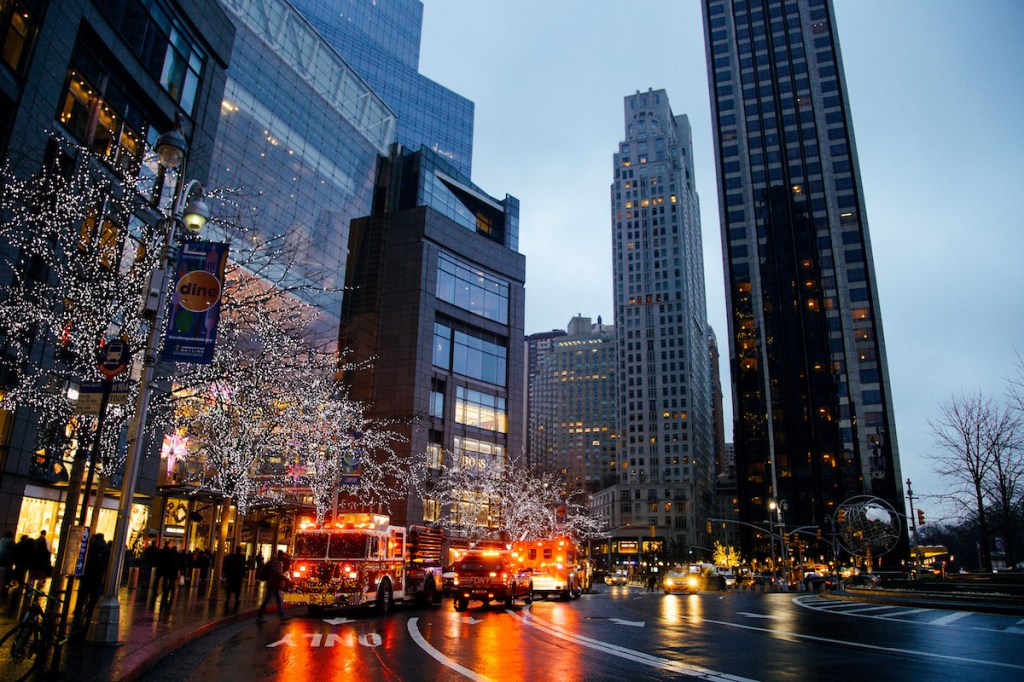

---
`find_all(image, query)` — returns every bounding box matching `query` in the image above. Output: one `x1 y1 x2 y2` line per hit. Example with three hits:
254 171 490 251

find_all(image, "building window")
433 322 507 387
99 0 207 115
453 435 504 475
455 386 507 433
435 252 509 324
0 0 38 76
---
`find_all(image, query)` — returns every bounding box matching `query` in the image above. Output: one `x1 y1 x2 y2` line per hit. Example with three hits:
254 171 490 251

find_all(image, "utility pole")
906 479 922 565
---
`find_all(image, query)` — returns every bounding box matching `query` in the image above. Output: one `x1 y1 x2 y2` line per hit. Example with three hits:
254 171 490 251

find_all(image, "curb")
823 589 1024 617
112 607 261 682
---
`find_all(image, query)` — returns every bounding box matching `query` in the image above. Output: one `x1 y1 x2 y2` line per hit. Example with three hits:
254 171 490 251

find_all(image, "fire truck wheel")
504 592 514 609
525 584 533 604
417 578 437 608
454 597 468 612
376 580 393 615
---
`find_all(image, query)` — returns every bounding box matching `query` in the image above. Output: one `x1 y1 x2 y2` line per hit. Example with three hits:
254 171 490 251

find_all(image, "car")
803 572 836 591
849 572 880 586
441 565 456 596
605 571 628 586
749 573 769 586
720 572 737 588
663 569 700 594
451 551 532 611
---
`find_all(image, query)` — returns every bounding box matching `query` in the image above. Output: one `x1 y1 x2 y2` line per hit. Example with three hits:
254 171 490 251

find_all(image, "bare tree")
930 391 1007 571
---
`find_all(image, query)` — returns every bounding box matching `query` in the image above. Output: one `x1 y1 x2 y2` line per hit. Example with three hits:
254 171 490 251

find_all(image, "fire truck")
511 536 584 600
282 513 443 614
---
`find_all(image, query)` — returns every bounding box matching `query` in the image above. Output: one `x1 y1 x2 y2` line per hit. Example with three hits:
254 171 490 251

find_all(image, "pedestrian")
0 531 13 595
159 542 181 603
9 534 33 604
29 530 52 588
256 550 288 622
73 533 109 627
223 546 246 610
142 540 160 587
196 549 211 585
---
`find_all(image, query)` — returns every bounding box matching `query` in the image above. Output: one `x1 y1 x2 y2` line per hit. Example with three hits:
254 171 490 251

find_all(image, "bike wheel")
0 623 43 682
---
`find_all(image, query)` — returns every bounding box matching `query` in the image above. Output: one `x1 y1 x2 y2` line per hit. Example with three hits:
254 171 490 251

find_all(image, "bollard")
190 567 202 589
128 566 140 591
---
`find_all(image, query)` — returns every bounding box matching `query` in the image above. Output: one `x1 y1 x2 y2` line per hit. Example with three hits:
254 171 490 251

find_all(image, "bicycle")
0 585 66 682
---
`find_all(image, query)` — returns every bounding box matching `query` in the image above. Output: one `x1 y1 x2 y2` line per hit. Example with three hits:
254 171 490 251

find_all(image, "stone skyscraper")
702 0 905 562
607 89 715 559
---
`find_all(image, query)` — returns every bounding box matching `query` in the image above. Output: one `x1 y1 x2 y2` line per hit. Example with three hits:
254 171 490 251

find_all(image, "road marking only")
408 617 494 682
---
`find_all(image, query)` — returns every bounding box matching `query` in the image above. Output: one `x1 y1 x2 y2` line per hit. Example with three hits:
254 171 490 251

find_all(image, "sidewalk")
0 576 266 681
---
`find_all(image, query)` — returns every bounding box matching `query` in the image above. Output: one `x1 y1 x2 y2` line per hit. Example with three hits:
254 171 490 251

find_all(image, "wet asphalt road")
144 585 1024 681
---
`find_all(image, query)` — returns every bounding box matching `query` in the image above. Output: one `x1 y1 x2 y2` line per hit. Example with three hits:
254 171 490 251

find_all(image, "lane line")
407 617 493 682
507 608 757 682
930 611 973 626
686 615 1024 672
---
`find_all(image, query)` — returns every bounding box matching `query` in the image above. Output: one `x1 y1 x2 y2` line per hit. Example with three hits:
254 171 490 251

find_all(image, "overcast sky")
418 0 1024 518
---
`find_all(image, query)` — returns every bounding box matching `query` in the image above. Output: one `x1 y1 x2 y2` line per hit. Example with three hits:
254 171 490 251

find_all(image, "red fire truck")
283 513 443 614
511 536 584 600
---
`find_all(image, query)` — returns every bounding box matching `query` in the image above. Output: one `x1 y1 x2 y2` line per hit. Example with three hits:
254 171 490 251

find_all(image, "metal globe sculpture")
836 495 901 558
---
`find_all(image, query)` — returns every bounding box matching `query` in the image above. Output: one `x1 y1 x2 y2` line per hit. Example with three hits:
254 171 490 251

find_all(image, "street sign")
75 381 130 415
63 525 90 577
98 339 131 380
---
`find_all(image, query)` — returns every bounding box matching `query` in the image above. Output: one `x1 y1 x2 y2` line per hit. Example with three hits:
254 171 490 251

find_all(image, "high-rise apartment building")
528 316 617 494
290 0 475 177
702 0 904 561
524 328 566 468
607 89 715 559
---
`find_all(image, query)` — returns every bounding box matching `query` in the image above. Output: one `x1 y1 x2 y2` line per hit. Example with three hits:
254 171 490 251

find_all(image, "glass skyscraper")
211 0 396 343
290 0 475 177
609 89 715 555
702 0 905 561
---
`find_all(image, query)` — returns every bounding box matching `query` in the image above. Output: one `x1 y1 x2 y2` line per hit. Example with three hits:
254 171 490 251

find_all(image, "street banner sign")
161 240 229 364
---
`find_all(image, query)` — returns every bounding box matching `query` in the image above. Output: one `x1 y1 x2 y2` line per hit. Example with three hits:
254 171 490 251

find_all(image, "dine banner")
160 240 229 364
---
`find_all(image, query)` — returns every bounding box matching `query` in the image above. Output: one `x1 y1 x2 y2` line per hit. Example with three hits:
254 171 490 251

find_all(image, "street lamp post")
769 498 788 586
89 120 210 643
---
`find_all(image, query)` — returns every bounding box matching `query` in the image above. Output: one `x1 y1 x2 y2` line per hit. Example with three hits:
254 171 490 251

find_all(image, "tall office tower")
702 0 905 562
608 89 715 558
290 0 475 177
340 146 524 529
709 328 727 477
528 316 618 494
524 329 567 468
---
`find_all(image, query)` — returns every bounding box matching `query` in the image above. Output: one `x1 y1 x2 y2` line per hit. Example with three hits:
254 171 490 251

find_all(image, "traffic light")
837 509 846 524
816 528 822 540
706 521 713 535
917 509 925 525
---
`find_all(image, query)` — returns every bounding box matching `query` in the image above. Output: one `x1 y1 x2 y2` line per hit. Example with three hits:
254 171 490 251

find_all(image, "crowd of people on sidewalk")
0 526 290 628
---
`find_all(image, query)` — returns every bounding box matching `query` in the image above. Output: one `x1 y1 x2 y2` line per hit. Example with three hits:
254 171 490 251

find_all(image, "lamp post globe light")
89 120 211 643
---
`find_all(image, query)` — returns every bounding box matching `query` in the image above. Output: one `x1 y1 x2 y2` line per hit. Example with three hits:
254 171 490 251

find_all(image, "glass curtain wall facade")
702 0 904 561
212 0 396 344
610 89 714 554
290 0 475 177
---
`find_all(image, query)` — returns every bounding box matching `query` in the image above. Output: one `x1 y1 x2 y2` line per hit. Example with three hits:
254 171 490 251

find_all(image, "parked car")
803 572 836 591
720 572 737 588
605 571 628 586
849 572 881 586
749 573 769 586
